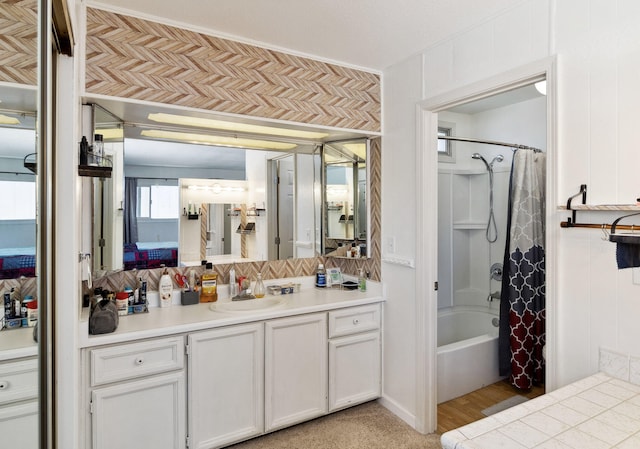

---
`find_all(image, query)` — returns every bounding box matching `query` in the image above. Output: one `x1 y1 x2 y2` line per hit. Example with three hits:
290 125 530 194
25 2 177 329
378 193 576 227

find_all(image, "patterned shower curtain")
498 149 546 390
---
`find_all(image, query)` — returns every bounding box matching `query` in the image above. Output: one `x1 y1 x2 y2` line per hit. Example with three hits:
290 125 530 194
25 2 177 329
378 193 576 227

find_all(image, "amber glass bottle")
200 263 218 302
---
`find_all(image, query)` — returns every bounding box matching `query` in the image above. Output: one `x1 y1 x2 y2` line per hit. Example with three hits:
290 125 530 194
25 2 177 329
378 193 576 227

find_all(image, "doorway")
414 58 557 433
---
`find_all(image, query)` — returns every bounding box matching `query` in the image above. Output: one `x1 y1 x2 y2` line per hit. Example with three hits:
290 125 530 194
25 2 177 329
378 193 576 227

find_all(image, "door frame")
414 57 558 433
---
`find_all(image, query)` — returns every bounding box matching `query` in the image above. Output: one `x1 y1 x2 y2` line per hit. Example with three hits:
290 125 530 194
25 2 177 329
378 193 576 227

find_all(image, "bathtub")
437 307 503 404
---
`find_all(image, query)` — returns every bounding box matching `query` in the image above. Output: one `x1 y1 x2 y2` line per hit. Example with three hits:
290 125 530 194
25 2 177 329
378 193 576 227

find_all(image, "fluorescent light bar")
141 129 297 150
0 114 20 125
147 112 328 140
96 127 124 140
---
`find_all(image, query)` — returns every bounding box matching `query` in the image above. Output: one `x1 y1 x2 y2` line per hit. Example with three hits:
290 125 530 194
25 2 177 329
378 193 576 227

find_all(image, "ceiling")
92 0 528 71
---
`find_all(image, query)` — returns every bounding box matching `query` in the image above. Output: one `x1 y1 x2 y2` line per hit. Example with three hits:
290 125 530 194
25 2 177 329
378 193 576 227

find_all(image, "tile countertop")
0 326 38 361
79 278 383 349
441 372 640 449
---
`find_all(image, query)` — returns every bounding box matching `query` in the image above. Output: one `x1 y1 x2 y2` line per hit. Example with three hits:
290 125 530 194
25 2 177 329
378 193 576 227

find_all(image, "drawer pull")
0 381 9 390
134 357 145 366
353 318 360 325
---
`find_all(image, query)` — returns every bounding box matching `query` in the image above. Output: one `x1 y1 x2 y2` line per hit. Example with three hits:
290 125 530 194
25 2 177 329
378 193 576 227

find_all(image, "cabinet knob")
0 380 9 390
353 318 360 325
135 357 144 366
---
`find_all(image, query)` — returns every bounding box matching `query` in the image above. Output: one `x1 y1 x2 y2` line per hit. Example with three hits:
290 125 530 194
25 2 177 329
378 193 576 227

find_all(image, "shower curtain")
498 149 546 390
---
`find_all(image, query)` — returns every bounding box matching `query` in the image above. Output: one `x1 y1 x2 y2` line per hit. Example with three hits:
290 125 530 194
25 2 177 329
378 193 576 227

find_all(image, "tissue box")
181 290 200 305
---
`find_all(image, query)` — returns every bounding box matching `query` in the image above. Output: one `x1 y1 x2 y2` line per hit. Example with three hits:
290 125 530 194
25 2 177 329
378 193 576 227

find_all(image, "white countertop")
79 279 383 348
441 372 640 449
0 327 38 361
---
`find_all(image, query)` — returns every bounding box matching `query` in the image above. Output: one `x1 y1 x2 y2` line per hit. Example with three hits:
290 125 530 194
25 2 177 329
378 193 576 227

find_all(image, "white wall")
382 0 640 431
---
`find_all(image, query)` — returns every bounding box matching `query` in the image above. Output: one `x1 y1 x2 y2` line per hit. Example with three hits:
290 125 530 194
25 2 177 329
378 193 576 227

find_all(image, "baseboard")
377 395 416 429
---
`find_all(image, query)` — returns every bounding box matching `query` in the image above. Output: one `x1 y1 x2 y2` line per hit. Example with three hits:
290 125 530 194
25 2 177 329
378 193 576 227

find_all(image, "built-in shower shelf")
453 221 487 230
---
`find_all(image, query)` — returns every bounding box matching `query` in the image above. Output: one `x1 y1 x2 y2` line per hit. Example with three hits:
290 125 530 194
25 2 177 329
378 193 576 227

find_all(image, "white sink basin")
210 297 286 313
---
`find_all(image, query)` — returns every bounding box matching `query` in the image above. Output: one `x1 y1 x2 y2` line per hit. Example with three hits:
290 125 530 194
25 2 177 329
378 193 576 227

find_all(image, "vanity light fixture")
187 184 245 193
0 114 20 125
147 112 329 140
140 129 297 150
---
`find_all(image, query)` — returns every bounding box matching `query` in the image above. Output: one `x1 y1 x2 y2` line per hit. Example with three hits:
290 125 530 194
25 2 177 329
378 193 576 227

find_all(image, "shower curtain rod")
438 135 542 152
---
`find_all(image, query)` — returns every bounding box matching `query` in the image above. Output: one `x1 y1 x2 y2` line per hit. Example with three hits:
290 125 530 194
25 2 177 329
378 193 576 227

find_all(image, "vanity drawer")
0 358 38 405
90 336 184 387
328 304 380 338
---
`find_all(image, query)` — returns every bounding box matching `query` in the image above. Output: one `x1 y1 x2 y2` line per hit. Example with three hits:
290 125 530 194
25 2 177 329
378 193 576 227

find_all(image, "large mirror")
0 88 37 280
84 101 370 273
322 138 370 257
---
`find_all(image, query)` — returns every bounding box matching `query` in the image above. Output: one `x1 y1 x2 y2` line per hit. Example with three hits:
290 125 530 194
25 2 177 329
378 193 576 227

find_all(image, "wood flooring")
437 379 545 434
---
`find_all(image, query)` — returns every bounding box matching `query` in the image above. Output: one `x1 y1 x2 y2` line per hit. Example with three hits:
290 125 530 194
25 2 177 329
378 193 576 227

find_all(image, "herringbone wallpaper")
84 7 381 132
0 0 37 86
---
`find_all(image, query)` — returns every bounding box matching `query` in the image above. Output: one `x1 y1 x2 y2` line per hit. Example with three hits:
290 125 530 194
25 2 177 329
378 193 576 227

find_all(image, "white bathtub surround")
441 348 640 449
437 306 503 403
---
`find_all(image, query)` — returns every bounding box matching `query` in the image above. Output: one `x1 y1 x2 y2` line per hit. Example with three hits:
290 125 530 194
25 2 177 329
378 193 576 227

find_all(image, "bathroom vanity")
78 281 383 449
0 327 38 448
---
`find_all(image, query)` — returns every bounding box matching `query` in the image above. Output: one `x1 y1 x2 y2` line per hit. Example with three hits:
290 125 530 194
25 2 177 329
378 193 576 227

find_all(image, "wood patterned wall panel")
0 0 37 86
84 7 381 132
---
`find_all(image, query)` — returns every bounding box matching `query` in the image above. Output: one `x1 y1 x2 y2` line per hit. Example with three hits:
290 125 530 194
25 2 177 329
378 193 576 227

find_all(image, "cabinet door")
0 401 38 449
329 331 381 411
188 323 264 449
91 371 185 449
265 313 327 431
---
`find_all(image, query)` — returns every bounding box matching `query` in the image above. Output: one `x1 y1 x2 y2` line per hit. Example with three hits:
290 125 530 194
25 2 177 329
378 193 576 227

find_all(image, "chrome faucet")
487 291 501 302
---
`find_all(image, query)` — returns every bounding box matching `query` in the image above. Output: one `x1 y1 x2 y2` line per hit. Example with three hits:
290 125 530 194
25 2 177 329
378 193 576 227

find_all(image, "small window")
437 121 456 163
438 127 452 155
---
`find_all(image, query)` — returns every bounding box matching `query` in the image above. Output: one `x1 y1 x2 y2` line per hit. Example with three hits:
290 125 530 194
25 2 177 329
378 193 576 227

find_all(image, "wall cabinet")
0 357 38 449
188 323 264 449
265 313 328 431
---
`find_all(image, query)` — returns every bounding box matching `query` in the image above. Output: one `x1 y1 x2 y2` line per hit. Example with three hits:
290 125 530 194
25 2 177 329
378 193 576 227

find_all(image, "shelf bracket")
565 184 587 227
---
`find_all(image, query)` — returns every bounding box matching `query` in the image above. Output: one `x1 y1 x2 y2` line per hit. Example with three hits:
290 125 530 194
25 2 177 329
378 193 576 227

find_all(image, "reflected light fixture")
140 129 297 150
534 81 547 96
0 114 20 125
96 127 124 140
147 112 329 140
343 143 367 160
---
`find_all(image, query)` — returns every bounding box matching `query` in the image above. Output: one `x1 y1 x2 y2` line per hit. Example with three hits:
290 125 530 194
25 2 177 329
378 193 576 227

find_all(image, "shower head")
471 153 491 171
490 154 504 168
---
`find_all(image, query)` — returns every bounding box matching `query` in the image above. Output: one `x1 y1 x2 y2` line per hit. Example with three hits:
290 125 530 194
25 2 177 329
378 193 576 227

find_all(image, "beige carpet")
227 401 442 449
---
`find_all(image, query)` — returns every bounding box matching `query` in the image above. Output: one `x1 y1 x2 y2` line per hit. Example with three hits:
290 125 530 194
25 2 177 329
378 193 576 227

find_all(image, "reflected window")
0 180 36 219
137 184 179 219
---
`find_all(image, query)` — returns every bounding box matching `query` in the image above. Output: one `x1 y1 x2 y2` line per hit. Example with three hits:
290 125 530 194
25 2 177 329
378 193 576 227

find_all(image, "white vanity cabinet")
264 312 328 431
328 304 381 411
86 336 186 449
0 357 39 449
187 323 264 449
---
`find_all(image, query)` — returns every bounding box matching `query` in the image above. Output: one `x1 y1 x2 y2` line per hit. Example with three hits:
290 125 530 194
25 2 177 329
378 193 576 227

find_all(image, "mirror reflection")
322 139 370 257
0 111 37 280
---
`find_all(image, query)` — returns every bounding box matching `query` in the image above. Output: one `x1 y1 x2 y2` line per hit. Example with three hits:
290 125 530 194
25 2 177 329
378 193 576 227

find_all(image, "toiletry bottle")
316 263 326 288
93 134 104 166
254 272 266 298
358 268 367 292
200 263 218 302
159 266 173 307
80 136 89 165
229 266 237 298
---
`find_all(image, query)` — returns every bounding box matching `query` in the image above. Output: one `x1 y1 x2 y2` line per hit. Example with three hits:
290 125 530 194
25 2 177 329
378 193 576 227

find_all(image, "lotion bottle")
159 266 173 307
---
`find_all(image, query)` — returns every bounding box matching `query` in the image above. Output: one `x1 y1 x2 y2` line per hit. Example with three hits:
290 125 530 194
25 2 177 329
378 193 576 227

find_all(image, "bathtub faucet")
487 291 501 302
